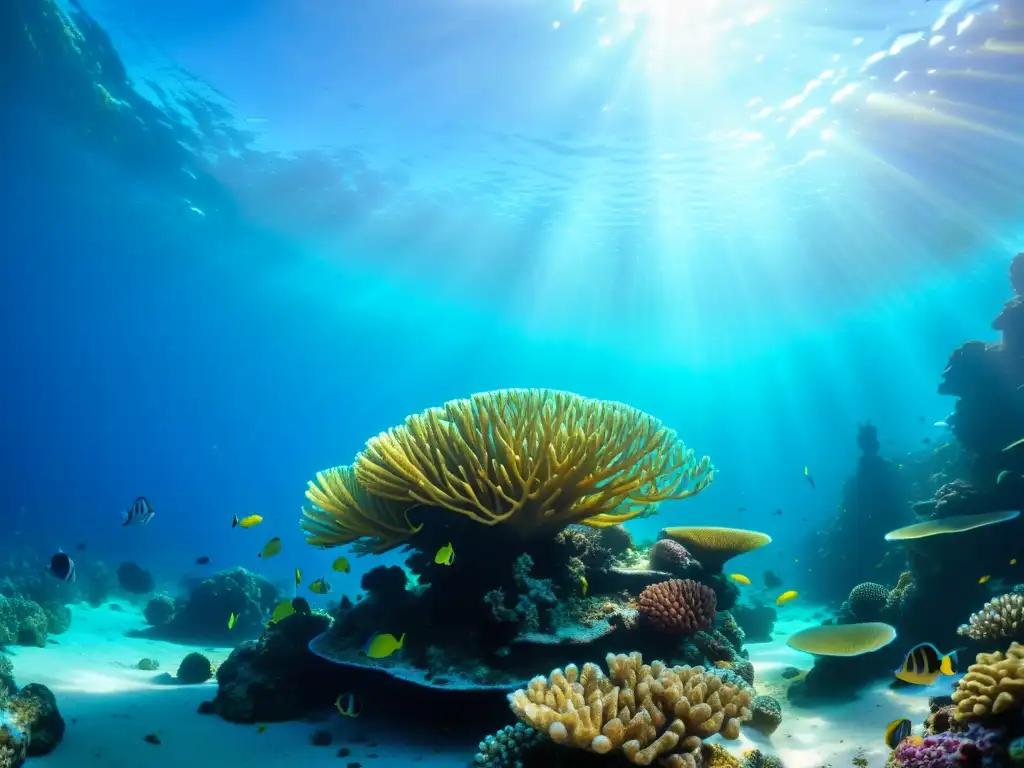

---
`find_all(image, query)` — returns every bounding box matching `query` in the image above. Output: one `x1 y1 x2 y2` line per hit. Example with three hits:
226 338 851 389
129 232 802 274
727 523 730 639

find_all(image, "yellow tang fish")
269 599 295 625
332 556 350 573
295 568 302 588
233 514 263 529
729 574 751 585
335 693 362 718
434 543 455 566
776 590 799 606
228 612 237 629
259 537 282 560
580 576 588 597
309 577 331 595
1012 559 1018 565
364 632 405 659
978 574 991 584
895 643 958 686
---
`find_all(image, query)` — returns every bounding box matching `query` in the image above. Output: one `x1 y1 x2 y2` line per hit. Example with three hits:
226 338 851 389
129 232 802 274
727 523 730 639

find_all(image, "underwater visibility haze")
3 0 1024 766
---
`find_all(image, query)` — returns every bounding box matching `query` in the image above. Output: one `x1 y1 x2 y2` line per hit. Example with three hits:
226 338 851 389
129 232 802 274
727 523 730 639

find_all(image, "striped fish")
122 496 155 526
894 643 957 686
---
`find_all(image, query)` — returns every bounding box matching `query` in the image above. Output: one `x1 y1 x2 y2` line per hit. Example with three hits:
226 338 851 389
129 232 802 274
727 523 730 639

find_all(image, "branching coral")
301 465 422 554
957 593 1024 642
639 580 717 634
507 651 752 768
951 641 1024 720
353 389 714 537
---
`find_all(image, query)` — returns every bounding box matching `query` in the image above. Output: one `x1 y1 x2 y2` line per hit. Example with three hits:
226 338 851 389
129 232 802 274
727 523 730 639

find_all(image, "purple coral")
891 732 967 768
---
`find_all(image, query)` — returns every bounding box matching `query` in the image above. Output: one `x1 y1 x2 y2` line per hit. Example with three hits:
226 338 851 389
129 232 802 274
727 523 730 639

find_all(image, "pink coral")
890 732 965 768
638 578 716 633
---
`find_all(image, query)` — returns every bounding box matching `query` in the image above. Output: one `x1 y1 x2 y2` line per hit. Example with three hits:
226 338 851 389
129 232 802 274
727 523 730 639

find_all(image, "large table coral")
508 652 751 768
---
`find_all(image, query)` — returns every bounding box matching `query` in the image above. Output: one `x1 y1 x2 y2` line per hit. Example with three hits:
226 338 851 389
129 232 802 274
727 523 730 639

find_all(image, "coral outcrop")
508 652 752 768
951 641 1024 720
143 595 176 626
847 582 889 622
649 541 700 576
5 684 64 757
749 695 782 735
0 597 48 648
176 653 213 684
958 593 1024 643
639 580 716 634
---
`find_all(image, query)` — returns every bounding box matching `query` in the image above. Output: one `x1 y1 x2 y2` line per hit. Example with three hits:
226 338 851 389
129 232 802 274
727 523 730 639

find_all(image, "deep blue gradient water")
2 0 1022 598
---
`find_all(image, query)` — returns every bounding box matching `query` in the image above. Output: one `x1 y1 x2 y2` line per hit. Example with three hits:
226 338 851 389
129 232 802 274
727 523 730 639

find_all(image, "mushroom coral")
301 389 714 552
508 651 751 768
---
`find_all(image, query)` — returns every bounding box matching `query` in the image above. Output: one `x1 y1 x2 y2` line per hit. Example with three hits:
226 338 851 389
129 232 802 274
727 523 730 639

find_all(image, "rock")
116 562 154 595
136 658 159 671
176 653 213 684
0 597 48 648
213 611 337 723
0 711 27 768
143 595 176 626
6 684 65 756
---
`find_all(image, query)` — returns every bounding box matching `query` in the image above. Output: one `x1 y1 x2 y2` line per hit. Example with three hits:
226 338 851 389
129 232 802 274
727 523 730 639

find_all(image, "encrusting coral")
951 641 1024 720
638 580 717 634
302 389 714 552
957 593 1024 642
507 651 752 768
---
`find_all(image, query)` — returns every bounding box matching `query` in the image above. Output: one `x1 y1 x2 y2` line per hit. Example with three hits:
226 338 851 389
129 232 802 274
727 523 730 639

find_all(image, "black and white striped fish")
48 550 76 582
122 496 155 526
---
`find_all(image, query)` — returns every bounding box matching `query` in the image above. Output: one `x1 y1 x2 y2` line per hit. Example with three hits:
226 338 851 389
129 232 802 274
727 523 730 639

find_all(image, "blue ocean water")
3 0 1024 766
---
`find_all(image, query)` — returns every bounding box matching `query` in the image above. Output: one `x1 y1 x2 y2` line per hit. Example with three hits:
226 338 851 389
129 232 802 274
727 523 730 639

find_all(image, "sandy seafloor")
4 602 952 768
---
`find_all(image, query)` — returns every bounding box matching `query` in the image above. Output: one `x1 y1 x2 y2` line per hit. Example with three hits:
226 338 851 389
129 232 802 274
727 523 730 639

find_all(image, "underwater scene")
4 0 1024 767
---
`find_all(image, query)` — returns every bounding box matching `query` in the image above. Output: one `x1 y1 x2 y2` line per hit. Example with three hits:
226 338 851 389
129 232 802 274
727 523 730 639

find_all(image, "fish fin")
884 719 902 748
232 514 238 528
397 633 406 648
941 653 957 675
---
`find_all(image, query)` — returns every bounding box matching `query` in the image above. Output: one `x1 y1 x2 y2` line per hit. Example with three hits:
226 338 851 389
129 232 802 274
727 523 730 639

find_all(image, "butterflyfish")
335 693 362 718
259 537 282 559
729 573 751 585
295 568 302 588
233 514 263 529
979 574 991 584
434 543 455 566
228 612 237 629
269 600 295 625
332 556 350 573
895 643 958 686
309 577 331 595
123 496 155 526
885 718 912 749
364 632 405 659
48 551 76 582
776 590 799 606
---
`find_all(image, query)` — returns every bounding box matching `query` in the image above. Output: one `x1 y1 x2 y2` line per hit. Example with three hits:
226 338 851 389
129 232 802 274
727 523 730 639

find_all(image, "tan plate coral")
952 641 1024 720
508 651 752 768
659 527 771 572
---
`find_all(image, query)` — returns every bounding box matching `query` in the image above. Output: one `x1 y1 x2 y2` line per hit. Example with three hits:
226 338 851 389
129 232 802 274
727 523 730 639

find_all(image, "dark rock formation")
6 683 65 756
116 562 154 594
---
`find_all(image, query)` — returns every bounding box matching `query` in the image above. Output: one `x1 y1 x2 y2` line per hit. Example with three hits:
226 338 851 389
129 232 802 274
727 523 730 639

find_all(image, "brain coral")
847 582 889 622
749 695 783 735
639 579 717 634
957 593 1024 642
508 652 752 768
951 641 1024 720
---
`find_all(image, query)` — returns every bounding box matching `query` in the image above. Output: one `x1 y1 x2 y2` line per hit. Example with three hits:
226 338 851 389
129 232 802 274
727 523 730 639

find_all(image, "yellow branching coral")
951 641 1024 720
301 466 422 554
958 593 1024 642
353 389 714 536
508 652 751 768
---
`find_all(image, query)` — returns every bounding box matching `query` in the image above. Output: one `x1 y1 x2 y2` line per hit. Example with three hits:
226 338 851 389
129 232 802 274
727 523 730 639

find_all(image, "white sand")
3 602 947 768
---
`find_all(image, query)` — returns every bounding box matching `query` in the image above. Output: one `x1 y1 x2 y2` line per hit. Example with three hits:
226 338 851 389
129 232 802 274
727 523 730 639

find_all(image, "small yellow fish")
335 693 362 718
295 567 302 588
897 463 904 471
978 574 991 584
233 514 263 529
269 599 296 625
1012 559 1018 565
434 542 455 566
332 556 350 573
257 725 267 734
365 632 405 659
580 576 588 597
309 577 331 595
228 612 237 629
776 590 799 606
729 574 751 585
259 537 282 559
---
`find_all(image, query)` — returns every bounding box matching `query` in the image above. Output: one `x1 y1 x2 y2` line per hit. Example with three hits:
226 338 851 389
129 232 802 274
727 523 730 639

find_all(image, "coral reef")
213 611 342 722
4 684 65 757
508 652 751 768
638 580 716 634
648 541 700 576
135 568 279 642
657 529 770 574
143 594 176 626
0 711 26 768
474 723 545 767
958 593 1024 643
951 642 1024 720
176 652 213 684
730 605 775 644
749 695 782 735
846 582 890 622
0 597 48 648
